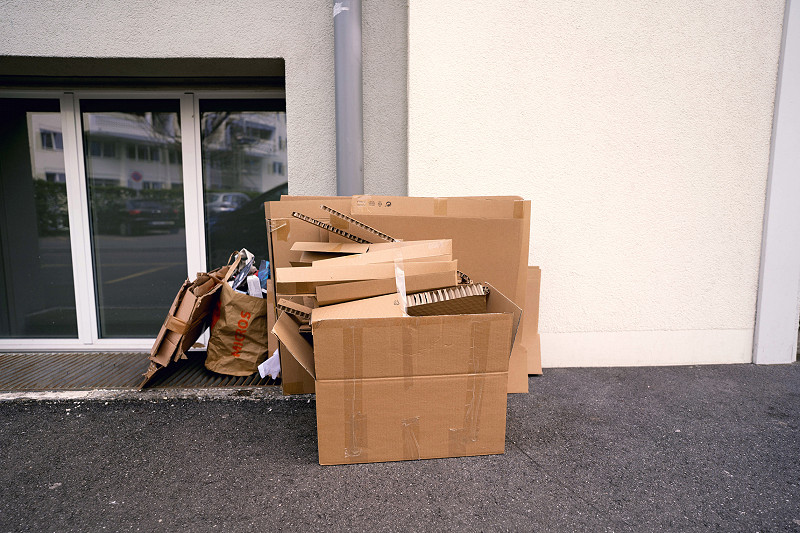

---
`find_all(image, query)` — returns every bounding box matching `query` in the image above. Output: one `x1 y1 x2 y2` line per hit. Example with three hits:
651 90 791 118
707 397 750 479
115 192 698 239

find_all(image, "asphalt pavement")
1 364 798 532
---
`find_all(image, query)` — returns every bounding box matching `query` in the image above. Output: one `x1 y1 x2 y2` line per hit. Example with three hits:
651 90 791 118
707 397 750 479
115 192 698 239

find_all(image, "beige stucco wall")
0 0 408 196
408 1 786 365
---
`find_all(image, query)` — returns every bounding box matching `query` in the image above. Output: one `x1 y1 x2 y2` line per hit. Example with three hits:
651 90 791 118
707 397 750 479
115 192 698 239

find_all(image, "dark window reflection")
0 99 78 337
200 99 288 268
81 99 186 338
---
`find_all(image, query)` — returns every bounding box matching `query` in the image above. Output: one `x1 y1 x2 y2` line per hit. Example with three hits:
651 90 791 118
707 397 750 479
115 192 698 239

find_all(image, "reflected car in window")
206 183 288 267
94 198 181 236
205 192 251 214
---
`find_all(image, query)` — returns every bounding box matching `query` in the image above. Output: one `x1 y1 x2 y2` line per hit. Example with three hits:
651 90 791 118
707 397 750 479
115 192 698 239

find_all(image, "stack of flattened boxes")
265 196 532 465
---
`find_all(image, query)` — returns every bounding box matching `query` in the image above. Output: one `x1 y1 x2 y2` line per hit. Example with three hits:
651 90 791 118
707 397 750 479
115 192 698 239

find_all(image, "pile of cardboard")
265 196 541 465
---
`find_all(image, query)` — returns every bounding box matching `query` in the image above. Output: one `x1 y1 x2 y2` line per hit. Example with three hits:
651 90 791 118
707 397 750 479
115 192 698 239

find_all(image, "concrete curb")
0 387 311 403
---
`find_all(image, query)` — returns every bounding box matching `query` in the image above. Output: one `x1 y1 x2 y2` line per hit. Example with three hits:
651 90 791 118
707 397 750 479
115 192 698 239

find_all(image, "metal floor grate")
0 351 277 391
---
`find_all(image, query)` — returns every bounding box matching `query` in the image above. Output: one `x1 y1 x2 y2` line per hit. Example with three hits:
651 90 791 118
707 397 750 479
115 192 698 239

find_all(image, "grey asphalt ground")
1 364 798 532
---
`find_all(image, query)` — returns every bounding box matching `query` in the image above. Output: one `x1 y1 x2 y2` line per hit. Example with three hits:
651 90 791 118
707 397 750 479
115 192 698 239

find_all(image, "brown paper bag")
206 281 271 376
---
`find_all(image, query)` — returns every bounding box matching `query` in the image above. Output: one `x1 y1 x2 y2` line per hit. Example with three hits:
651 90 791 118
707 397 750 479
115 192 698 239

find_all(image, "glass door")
80 99 187 338
0 98 78 338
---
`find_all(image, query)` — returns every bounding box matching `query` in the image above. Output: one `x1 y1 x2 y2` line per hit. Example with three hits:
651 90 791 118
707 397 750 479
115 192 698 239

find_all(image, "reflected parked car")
205 192 251 214
206 183 288 267
94 199 181 236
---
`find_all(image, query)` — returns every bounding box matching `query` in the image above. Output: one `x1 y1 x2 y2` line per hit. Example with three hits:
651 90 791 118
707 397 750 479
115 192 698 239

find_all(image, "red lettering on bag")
231 312 251 357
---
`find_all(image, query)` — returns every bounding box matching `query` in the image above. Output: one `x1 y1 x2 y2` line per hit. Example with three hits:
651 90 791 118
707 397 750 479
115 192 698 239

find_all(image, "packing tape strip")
448 320 490 455
434 198 448 216
402 416 421 461
343 326 367 461
469 320 491 373
402 323 415 390
269 219 289 242
449 373 486 456
513 200 524 219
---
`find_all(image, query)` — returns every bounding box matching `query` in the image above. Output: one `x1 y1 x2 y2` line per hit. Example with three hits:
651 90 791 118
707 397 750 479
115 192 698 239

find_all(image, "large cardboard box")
265 195 533 395
343 195 531 393
273 283 521 464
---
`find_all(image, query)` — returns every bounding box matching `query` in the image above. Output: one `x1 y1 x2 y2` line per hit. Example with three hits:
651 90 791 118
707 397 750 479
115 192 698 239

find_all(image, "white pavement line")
0 387 304 403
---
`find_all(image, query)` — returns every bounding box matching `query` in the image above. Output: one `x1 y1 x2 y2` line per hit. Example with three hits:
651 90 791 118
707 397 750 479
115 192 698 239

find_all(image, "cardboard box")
272 283 521 464
345 195 532 393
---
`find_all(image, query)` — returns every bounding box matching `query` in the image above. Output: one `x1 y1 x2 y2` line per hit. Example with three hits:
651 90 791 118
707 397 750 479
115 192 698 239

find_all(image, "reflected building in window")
201 111 288 194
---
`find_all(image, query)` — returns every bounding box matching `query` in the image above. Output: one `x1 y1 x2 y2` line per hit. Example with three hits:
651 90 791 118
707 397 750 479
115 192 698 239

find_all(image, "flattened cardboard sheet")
312 239 452 268
321 204 397 243
315 270 458 306
290 241 370 254
142 266 229 388
351 195 525 219
276 260 458 284
272 312 316 379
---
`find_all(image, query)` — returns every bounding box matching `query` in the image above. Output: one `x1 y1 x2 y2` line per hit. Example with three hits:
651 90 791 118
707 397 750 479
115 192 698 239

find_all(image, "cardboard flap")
311 239 452 268
272 312 316 379
485 282 523 349
290 241 370 254
311 293 404 322
315 269 459 306
276 260 458 284
351 196 525 219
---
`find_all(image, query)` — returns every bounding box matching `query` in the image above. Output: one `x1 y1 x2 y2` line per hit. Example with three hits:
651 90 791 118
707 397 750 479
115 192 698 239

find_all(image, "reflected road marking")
104 263 182 285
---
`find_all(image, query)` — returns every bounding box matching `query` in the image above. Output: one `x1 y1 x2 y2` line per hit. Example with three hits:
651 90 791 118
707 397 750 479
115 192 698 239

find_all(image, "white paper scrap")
247 275 263 298
258 349 281 379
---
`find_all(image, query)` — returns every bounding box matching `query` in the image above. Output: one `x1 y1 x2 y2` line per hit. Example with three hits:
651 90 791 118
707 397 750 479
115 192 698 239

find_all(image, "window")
0 90 287 349
200 98 288 268
40 130 63 150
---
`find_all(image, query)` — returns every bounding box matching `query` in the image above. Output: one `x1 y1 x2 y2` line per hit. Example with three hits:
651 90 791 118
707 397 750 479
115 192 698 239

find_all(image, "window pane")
81 99 186 338
0 99 78 337
41 131 53 149
200 99 288 268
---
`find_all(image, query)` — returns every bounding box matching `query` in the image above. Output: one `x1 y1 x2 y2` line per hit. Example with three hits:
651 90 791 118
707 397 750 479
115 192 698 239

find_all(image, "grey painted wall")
0 0 409 196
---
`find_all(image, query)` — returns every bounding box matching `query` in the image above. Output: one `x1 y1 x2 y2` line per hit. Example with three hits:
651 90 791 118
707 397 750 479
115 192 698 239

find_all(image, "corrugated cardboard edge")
265 202 317 394
524 266 542 375
507 200 531 393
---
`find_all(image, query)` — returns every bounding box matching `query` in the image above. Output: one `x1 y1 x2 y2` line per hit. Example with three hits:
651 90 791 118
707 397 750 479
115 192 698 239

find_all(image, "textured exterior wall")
408 1 785 365
0 0 408 196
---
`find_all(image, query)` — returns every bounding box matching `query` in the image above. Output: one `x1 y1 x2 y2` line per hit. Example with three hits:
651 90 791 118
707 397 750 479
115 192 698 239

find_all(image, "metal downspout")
334 0 364 196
